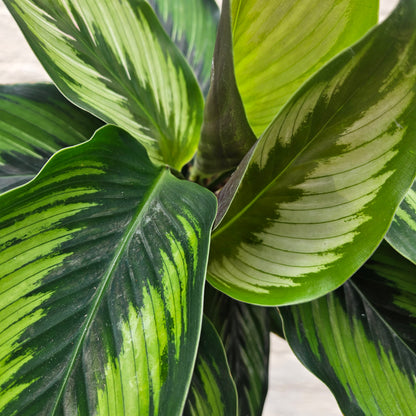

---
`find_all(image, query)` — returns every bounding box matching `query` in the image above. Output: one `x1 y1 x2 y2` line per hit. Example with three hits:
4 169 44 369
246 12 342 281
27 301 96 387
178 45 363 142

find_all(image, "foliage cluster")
2 0 416 415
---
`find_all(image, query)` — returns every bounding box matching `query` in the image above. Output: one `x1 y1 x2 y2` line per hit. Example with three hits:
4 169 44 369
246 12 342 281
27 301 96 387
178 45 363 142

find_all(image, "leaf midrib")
212 40 387 240
50 167 169 415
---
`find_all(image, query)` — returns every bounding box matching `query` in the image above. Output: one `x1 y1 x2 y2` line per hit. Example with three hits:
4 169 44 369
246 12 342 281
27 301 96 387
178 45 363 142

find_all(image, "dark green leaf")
4 0 203 170
148 0 219 96
0 126 217 415
184 317 237 416
281 276 416 416
193 0 257 177
205 285 270 416
231 0 379 136
0 83 102 193
353 241 416 352
386 179 416 264
208 0 416 305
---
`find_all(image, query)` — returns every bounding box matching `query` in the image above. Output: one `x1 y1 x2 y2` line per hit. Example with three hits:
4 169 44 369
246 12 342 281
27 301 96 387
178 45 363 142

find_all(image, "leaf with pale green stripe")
0 83 103 194
204 285 270 416
4 0 203 170
386 179 416 264
280 264 416 415
0 125 217 415
147 0 219 95
184 317 237 416
353 241 416 353
193 0 257 177
232 0 378 136
208 0 416 306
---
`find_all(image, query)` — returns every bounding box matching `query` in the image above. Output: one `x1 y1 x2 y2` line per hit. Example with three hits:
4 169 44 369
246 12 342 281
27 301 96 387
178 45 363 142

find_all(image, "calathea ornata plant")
2 0 416 415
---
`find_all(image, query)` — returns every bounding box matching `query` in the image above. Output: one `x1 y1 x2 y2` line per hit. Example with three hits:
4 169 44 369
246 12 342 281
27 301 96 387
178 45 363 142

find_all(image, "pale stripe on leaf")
184 317 237 416
231 0 378 136
0 83 102 193
209 0 416 305
147 0 219 95
4 0 203 169
0 126 217 415
386 180 416 265
281 276 416 415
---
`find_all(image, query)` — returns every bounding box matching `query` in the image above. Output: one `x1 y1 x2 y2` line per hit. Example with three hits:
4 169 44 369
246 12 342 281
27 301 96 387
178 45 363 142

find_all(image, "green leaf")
184 317 237 416
4 0 203 170
193 0 257 177
280 275 416 416
204 286 270 416
353 241 416 353
386 179 416 264
232 0 379 136
148 0 220 95
0 83 102 193
208 0 416 306
0 125 217 415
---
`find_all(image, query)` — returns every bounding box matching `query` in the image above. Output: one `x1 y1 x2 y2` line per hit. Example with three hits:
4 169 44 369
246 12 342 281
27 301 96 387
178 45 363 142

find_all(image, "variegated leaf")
148 0 219 95
353 241 416 352
386 179 416 264
280 261 416 415
204 286 270 416
208 0 416 305
0 83 102 193
0 125 217 415
184 317 237 416
231 0 379 136
4 0 203 170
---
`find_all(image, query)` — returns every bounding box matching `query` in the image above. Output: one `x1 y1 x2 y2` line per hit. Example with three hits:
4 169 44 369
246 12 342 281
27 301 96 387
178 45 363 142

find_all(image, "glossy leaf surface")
0 126 217 415
4 0 203 170
232 0 379 136
208 0 416 305
194 0 256 176
386 179 416 264
281 271 416 415
148 0 219 95
205 286 270 416
0 83 102 193
184 317 237 416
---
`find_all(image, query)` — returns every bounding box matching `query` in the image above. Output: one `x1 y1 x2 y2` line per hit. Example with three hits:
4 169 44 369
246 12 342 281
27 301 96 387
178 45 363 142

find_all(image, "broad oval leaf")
280 274 416 415
0 83 103 193
232 0 379 136
386 179 416 264
0 126 217 415
204 285 270 416
193 0 257 177
208 0 416 306
148 0 220 96
4 0 203 170
184 317 237 416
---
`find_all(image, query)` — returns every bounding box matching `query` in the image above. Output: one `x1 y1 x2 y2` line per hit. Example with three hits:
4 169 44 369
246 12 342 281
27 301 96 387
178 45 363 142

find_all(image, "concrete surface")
0 1 399 415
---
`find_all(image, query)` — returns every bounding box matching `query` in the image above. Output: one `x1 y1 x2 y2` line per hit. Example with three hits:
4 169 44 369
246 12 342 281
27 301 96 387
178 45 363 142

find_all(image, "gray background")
0 1 399 415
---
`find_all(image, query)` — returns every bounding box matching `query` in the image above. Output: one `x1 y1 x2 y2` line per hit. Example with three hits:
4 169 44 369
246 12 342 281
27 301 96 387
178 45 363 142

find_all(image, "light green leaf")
280 271 416 416
386 179 416 264
4 0 203 170
193 0 257 177
204 285 270 416
184 317 237 416
0 83 103 193
208 0 416 306
0 125 217 415
148 0 220 95
232 0 379 136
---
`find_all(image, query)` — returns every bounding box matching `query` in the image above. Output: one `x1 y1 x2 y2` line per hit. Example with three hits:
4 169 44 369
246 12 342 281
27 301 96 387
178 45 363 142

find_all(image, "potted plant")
1 0 416 414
